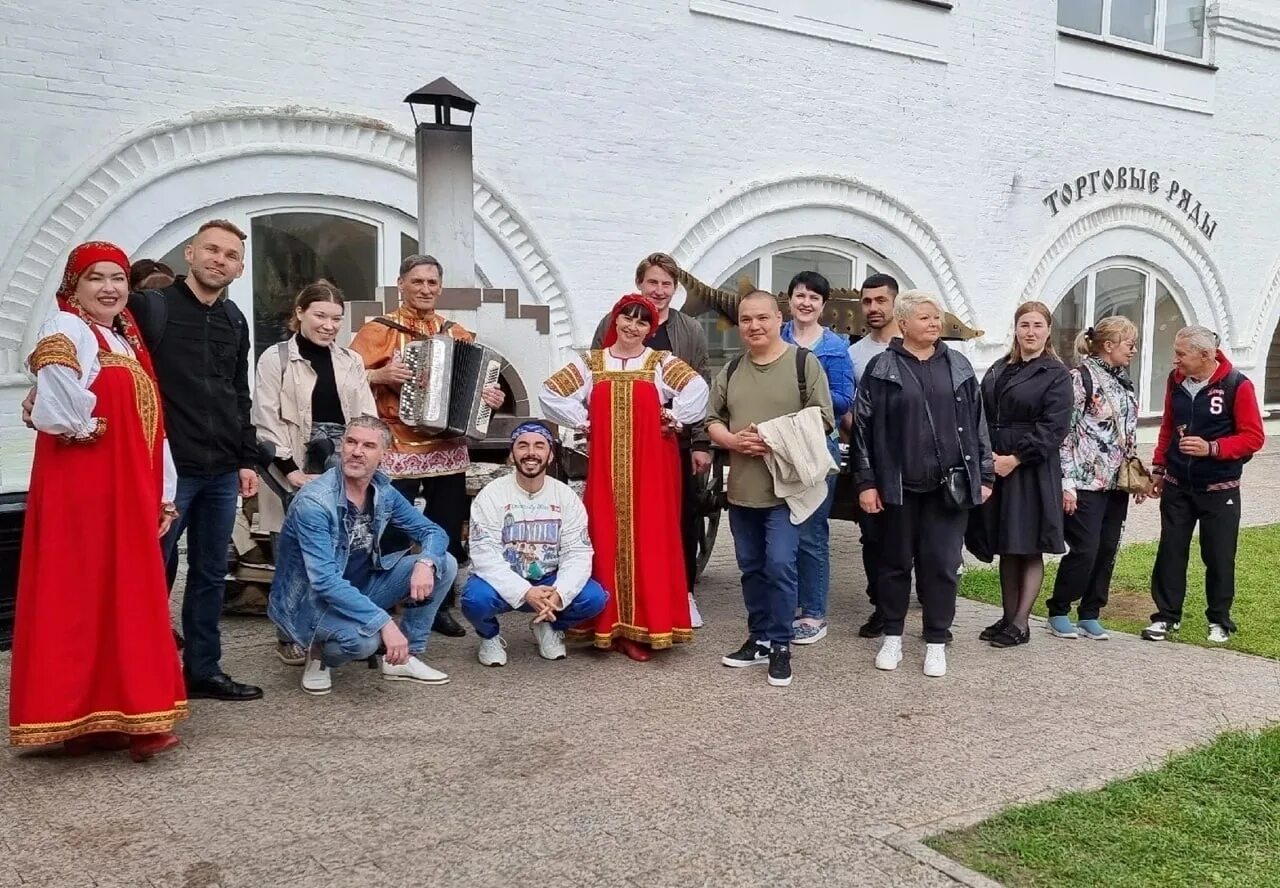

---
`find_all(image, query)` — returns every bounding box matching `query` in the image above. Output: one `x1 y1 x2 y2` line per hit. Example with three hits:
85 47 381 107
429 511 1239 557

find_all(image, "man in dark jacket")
591 253 711 624
852 290 993 678
135 220 264 701
1143 326 1265 644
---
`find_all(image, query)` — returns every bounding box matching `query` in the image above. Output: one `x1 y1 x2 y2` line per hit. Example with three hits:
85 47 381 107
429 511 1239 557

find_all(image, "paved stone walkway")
3 447 1279 888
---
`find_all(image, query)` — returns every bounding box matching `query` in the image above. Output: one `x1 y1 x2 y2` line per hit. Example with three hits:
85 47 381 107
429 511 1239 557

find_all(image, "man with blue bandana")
460 422 609 666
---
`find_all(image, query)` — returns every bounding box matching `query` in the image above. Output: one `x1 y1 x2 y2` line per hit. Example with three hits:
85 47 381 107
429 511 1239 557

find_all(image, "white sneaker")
923 643 947 678
478 636 508 667
1141 620 1180 641
531 622 567 660
875 635 903 671
1207 624 1230 644
277 642 307 666
380 655 449 685
301 655 331 695
688 593 704 629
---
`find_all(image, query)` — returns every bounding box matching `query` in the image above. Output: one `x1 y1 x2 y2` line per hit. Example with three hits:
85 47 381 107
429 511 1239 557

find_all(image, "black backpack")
725 346 812 404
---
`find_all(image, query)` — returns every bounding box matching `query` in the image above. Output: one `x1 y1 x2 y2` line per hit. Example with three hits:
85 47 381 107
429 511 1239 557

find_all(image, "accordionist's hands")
370 357 412 388
481 383 504 409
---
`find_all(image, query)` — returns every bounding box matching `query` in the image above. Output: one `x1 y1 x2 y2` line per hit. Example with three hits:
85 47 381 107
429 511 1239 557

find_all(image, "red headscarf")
56 240 148 360
602 293 660 349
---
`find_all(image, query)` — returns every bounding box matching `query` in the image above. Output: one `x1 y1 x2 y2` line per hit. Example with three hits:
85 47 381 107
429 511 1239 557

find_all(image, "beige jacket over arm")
252 337 378 533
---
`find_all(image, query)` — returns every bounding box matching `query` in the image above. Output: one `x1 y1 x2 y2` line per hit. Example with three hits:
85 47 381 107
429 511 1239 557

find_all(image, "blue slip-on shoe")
1047 615 1079 639
1076 619 1110 640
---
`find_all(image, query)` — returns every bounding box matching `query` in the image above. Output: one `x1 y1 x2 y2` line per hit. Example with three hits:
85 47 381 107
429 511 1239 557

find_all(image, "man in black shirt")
133 220 264 701
591 253 711 623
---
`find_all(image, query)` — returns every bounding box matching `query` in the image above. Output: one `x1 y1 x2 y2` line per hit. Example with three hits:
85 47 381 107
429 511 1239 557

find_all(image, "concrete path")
3 449 1279 887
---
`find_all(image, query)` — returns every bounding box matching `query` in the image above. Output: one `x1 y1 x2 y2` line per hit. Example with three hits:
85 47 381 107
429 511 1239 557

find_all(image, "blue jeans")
313 552 457 667
728 504 801 645
163 472 240 680
459 573 610 639
796 438 840 619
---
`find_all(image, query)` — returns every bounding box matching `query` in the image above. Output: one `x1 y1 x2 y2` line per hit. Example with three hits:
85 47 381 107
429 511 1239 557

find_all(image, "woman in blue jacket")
780 271 855 644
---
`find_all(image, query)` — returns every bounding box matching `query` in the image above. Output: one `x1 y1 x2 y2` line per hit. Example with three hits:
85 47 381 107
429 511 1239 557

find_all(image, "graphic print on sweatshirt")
500 503 562 580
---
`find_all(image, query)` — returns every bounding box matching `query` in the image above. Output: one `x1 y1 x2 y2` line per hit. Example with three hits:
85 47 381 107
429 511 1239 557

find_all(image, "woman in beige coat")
253 281 377 662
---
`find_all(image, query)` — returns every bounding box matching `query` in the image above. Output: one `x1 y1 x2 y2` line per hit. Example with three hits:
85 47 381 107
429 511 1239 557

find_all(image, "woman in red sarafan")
9 241 187 762
539 294 709 660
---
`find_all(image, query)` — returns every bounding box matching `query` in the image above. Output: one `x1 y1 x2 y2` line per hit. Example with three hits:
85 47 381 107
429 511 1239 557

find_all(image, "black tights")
999 554 1045 631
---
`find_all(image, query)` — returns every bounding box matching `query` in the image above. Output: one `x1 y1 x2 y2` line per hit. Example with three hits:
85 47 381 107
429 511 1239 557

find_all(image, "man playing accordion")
350 254 504 637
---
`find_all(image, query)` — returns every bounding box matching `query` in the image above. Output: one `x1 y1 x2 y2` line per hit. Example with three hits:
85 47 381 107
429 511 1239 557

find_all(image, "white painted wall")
1 0 1279 491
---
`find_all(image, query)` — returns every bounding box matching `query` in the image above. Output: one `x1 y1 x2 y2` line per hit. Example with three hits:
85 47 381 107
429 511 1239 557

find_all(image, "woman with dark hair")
11 242 187 761
539 294 708 660
976 301 1074 648
128 258 175 291
252 280 377 664
780 270 854 644
1046 316 1142 640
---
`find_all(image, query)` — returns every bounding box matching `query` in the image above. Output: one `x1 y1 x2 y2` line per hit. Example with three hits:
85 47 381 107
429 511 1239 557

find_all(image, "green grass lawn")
926 728 1280 888
958 524 1280 659
934 524 1280 887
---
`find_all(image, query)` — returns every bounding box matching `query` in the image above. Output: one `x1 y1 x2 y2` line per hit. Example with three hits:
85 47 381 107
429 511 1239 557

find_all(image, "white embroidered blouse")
538 348 709 432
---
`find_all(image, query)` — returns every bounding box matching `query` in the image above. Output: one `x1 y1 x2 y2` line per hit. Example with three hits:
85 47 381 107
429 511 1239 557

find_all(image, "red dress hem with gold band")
569 349 693 649
348 306 474 479
8 319 188 748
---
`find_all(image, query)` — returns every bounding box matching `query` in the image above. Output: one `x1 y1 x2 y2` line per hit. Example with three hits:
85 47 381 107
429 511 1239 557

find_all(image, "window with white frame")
1058 0 1208 59
698 238 911 370
1050 261 1190 416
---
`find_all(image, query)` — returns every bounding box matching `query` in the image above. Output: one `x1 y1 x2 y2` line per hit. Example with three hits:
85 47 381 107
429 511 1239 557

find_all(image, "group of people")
7 222 1266 759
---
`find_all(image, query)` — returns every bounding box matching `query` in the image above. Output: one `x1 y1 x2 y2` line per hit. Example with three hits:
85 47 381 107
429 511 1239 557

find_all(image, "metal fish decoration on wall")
677 268 983 341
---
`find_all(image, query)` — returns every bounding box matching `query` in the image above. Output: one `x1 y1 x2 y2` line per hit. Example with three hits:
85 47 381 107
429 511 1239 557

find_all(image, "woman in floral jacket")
1045 316 1144 640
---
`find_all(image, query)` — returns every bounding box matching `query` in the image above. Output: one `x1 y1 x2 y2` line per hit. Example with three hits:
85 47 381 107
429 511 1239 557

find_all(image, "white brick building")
1 0 1279 491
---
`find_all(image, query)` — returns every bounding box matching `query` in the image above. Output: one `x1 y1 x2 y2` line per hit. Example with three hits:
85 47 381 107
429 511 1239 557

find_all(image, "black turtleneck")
296 333 344 425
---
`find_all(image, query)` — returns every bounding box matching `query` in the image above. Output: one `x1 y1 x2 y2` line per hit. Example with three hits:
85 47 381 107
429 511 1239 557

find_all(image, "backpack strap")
1077 362 1094 414
795 346 810 405
726 355 744 386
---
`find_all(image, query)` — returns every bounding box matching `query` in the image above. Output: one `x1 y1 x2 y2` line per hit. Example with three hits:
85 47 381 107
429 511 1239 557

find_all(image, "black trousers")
854 506 885 615
879 488 967 644
679 446 700 593
1150 482 1241 631
388 472 469 609
1047 489 1128 620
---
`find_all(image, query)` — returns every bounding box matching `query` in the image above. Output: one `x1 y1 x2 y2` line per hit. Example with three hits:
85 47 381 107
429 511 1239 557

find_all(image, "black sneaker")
858 614 885 638
721 638 770 668
767 645 793 687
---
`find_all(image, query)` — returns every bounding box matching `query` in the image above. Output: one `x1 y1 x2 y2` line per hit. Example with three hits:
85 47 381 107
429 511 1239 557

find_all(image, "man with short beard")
591 253 711 625
139 220 264 701
459 423 608 666
269 416 457 695
846 273 900 639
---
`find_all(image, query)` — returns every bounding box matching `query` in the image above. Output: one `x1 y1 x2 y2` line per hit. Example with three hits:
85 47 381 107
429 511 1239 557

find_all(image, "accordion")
397 336 503 439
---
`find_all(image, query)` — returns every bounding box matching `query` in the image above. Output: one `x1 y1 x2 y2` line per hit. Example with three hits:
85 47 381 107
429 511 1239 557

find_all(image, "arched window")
1050 261 1189 415
698 237 911 370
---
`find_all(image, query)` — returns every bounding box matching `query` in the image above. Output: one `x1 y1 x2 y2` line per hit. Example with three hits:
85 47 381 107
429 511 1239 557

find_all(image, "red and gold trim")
544 363 585 398
611 375 636 628
27 332 81 377
9 702 189 747
99 351 160 455
566 624 695 650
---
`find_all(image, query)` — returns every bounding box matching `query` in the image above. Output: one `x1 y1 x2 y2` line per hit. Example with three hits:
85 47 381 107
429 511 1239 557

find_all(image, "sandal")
979 617 1009 642
989 624 1031 648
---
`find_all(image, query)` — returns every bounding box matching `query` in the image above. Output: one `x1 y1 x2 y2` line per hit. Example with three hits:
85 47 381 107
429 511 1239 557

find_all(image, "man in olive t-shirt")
707 291 834 688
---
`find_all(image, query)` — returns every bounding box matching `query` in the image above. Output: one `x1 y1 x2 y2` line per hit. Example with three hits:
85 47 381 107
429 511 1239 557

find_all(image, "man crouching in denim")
269 416 458 695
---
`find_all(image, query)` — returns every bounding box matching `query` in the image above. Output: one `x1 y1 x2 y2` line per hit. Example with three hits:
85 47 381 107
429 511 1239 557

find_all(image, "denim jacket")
268 467 449 645
780 322 856 421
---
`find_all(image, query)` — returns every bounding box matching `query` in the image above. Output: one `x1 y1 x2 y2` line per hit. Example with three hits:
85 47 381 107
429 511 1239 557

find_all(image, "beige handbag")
1116 452 1153 495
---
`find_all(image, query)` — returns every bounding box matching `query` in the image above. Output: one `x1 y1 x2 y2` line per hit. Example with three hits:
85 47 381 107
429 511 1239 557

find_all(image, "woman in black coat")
977 301 1074 648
